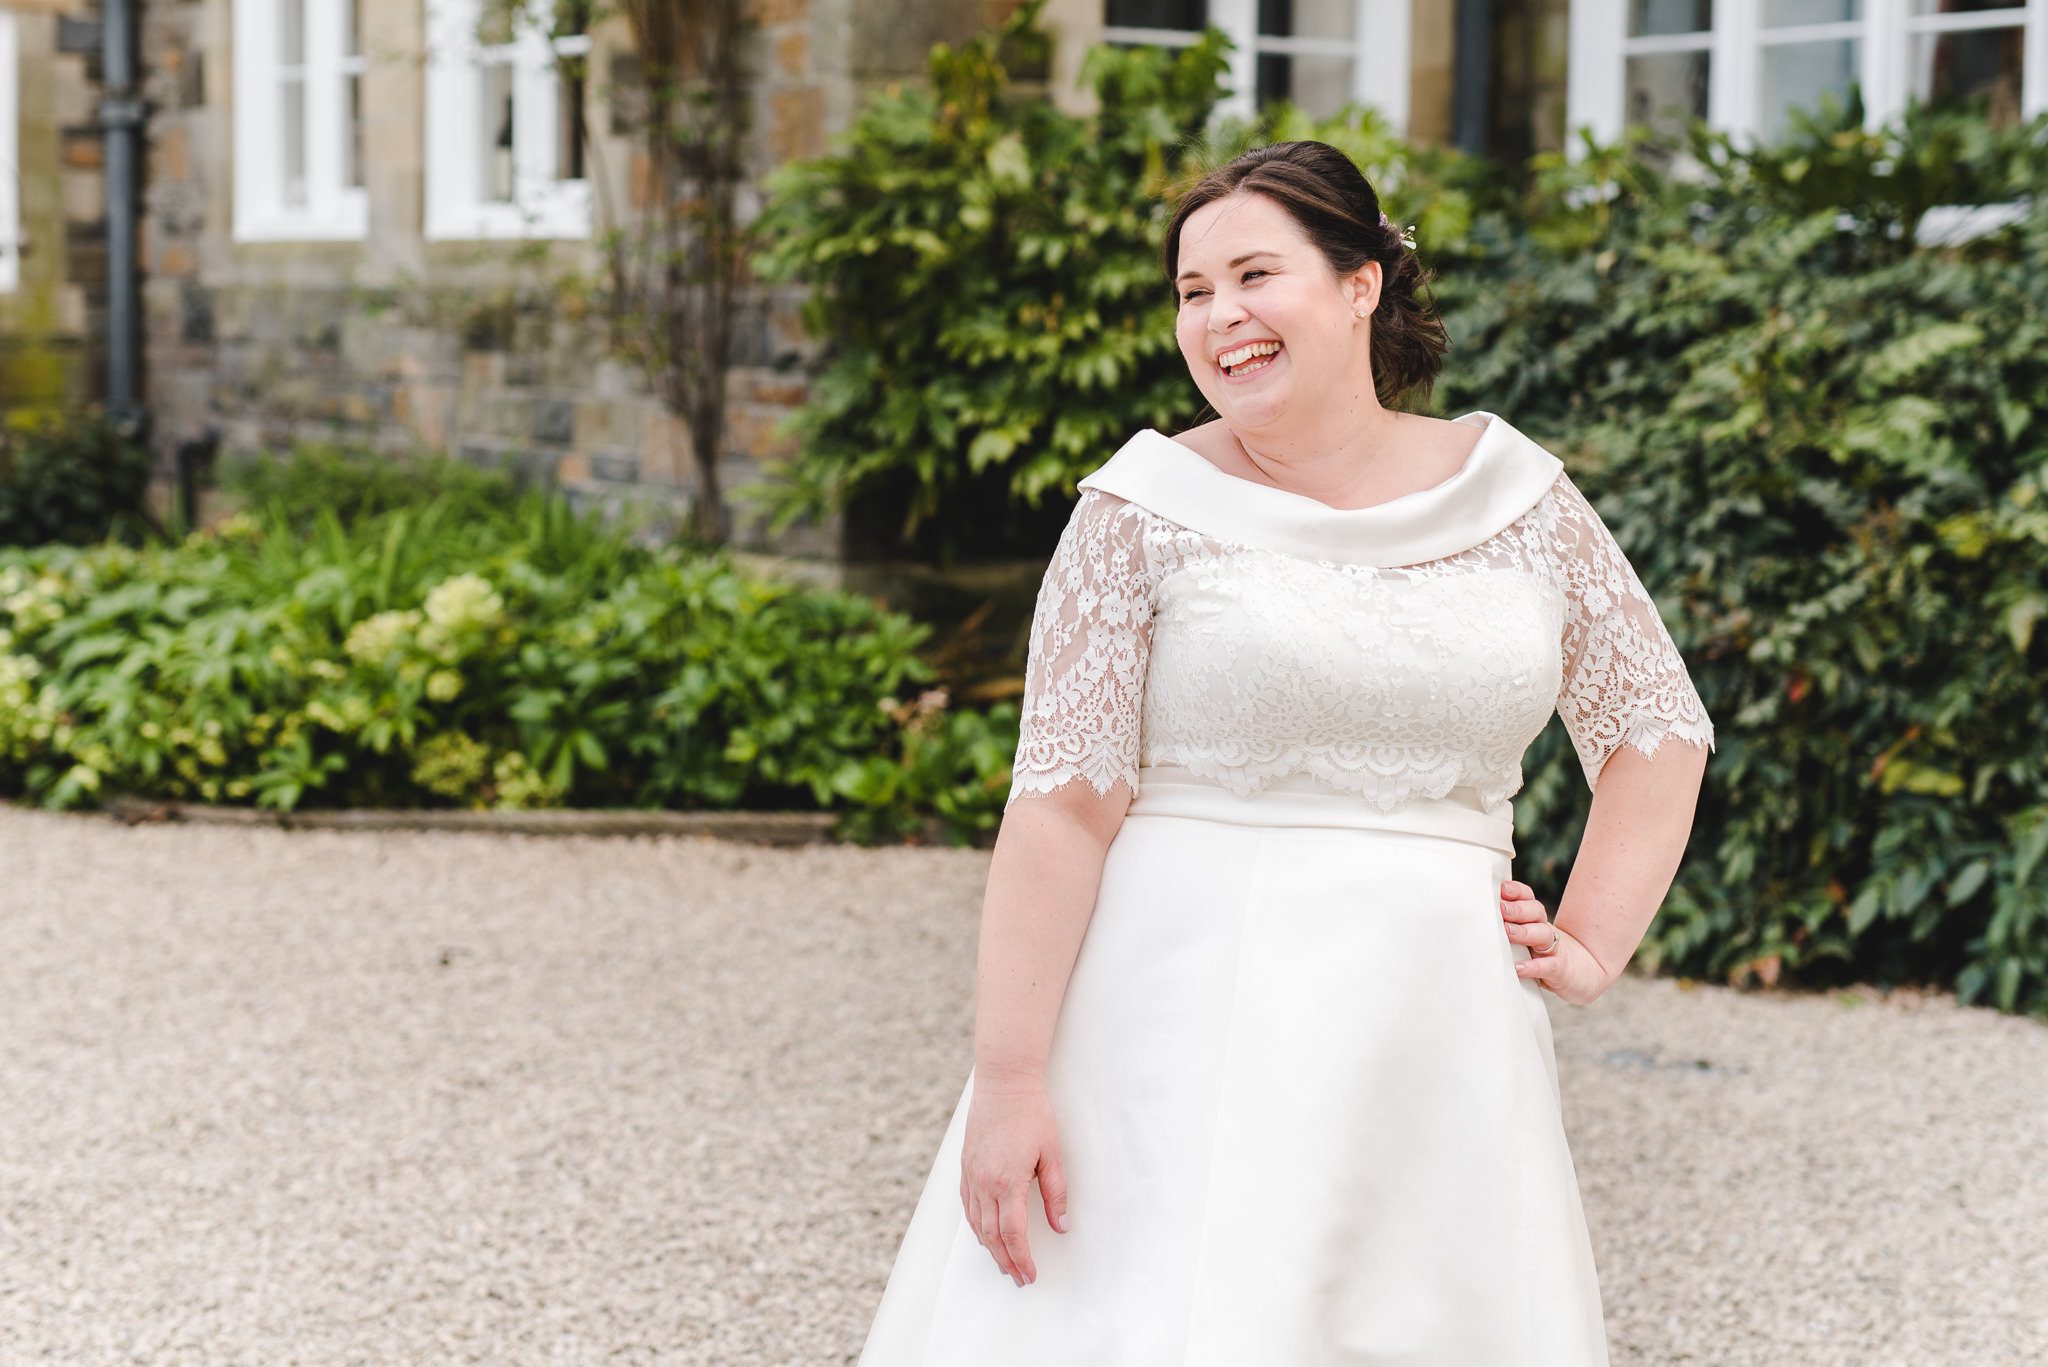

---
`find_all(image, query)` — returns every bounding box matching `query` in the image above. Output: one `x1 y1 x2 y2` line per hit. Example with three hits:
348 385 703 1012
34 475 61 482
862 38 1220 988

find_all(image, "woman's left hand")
1500 879 1609 1006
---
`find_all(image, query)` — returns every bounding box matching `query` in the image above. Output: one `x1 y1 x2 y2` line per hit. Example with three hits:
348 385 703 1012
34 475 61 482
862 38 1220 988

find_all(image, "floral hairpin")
1378 207 1418 250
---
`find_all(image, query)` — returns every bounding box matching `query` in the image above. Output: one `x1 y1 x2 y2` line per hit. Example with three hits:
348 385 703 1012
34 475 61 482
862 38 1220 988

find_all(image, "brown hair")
1163 140 1450 412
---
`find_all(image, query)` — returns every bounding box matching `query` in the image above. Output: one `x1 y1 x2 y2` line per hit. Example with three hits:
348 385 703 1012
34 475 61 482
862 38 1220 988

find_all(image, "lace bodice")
1004 414 1716 815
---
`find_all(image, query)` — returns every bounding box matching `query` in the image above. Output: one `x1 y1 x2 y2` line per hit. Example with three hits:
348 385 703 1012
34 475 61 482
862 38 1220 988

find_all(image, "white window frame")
424 0 592 241
1569 0 2048 156
1 9 20 293
1103 0 1411 134
231 0 368 241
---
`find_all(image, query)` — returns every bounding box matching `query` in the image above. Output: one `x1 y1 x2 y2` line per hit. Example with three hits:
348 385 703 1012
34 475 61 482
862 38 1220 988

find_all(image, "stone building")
2 0 2040 566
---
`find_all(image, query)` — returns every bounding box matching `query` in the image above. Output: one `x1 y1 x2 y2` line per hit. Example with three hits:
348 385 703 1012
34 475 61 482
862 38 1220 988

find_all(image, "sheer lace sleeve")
1004 488 1158 811
1549 471 1717 792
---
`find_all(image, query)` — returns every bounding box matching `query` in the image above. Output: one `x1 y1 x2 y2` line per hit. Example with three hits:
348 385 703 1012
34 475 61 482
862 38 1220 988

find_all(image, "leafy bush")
218 443 531 536
0 451 1014 844
746 0 1491 555
1436 97 2048 1014
0 413 156 547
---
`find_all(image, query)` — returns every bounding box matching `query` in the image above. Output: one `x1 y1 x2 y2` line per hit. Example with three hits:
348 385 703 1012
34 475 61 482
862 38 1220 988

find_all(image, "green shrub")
0 413 156 548
217 443 529 535
0 449 1014 841
746 0 1491 556
1437 98 2048 1014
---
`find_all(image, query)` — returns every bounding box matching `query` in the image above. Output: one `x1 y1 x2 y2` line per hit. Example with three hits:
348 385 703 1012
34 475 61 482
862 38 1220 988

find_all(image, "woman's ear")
1347 259 1383 316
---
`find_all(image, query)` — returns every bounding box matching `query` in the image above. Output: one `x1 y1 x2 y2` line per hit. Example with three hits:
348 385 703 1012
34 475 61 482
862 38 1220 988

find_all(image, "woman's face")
1172 190 1379 434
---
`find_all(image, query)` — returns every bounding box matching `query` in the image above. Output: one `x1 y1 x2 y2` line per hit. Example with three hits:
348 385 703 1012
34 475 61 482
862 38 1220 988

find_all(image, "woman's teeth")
1221 341 1282 376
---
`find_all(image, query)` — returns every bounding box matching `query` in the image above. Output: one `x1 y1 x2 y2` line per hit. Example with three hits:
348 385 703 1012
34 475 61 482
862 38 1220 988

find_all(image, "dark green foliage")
0 447 1009 844
1434 99 2048 1014
218 444 530 535
0 414 156 547
745 0 1489 558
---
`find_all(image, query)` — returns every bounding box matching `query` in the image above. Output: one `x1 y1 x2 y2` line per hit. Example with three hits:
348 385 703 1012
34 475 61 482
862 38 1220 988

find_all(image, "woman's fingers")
1500 887 1548 933
967 1185 1014 1282
959 1085 1066 1286
997 1190 1035 1285
1517 948 1566 985
1039 1149 1069 1235
1500 880 1558 957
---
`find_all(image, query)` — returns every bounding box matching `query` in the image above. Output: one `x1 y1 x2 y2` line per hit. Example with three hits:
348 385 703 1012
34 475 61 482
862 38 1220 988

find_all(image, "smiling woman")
855 140 1715 1366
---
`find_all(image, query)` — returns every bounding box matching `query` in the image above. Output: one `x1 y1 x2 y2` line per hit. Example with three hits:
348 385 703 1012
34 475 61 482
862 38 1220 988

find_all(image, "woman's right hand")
959 1073 1069 1287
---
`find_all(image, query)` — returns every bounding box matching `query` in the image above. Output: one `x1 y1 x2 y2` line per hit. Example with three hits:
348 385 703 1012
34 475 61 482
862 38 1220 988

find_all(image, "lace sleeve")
1004 488 1158 812
1549 471 1717 792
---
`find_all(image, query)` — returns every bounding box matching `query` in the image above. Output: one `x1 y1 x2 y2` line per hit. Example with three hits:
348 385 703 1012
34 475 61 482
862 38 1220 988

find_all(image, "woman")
858 139 1715 1365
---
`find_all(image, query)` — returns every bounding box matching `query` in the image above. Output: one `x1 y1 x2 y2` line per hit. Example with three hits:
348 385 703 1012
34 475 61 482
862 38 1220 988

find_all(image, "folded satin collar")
1075 411 1564 568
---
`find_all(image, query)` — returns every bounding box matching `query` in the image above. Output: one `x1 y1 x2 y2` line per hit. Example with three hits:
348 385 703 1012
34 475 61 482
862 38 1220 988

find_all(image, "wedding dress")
857 411 1716 1365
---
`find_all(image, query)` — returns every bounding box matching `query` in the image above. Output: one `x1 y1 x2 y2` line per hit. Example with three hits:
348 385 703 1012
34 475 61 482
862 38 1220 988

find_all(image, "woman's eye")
1180 270 1266 304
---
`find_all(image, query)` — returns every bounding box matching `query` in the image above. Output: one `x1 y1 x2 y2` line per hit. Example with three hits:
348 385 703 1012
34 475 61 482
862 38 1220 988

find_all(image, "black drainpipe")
1453 0 1495 159
99 0 148 443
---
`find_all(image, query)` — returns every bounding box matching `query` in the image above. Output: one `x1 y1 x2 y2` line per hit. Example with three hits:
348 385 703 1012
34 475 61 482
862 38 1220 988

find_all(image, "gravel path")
1 805 2042 1365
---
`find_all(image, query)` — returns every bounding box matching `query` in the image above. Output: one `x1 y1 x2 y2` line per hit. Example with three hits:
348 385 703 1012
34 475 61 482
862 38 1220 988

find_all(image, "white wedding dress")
858 411 1716 1366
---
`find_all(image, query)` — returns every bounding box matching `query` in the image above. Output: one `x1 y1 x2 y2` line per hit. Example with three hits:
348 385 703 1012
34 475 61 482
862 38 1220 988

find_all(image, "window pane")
1763 0 1858 23
554 0 591 39
1629 0 1712 37
481 62 514 201
1624 50 1709 137
1255 51 1352 117
1107 0 1206 27
282 78 307 206
1259 0 1353 41
345 73 364 188
557 69 586 181
1759 38 1858 140
1908 25 2024 126
1909 1 2022 14
280 0 304 66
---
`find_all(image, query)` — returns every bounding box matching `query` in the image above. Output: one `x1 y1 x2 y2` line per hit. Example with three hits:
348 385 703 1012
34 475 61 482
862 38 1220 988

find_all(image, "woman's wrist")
972 1056 1050 1092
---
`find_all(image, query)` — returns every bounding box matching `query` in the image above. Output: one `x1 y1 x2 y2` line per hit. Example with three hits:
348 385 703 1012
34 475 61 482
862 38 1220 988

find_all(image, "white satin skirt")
857 766 1611 1366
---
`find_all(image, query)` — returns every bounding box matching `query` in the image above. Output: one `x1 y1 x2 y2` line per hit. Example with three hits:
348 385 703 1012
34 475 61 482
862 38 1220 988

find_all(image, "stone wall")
0 0 105 415
138 0 1029 559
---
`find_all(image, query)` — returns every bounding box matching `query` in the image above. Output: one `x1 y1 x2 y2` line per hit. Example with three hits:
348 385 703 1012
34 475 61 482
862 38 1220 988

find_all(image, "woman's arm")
961 781 1130 1287
971 781 1131 1089
962 485 1156 1285
1518 468 1718 1004
1531 738 1710 1003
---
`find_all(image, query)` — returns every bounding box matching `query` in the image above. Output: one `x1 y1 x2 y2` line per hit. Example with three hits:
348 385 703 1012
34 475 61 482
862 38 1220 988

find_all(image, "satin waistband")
1125 764 1516 858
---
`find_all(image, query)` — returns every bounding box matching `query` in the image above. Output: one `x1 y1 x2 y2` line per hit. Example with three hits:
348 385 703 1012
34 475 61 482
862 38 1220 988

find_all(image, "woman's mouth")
1219 340 1283 379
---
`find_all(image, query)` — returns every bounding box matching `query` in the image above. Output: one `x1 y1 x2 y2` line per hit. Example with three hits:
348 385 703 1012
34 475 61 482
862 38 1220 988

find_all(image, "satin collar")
1075 411 1564 568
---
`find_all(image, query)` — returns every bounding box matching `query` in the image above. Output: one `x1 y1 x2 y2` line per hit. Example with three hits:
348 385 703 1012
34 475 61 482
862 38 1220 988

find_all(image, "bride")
858 138 1715 1365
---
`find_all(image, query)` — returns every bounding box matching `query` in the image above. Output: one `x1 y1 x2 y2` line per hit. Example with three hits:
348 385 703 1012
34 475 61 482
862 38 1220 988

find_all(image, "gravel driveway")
1 805 2042 1365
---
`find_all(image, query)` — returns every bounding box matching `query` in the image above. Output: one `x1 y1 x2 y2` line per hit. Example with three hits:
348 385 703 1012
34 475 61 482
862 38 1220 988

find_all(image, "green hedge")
0 413 156 548
0 450 1015 845
1432 98 2048 1014
745 0 1489 555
